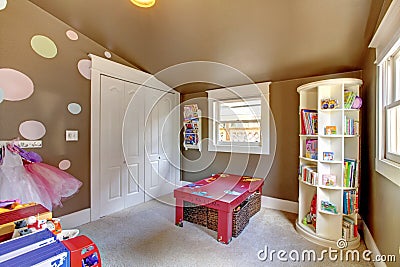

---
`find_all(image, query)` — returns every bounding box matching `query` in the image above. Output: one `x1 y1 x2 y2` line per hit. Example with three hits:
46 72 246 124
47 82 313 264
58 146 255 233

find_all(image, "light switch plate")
66 130 78 141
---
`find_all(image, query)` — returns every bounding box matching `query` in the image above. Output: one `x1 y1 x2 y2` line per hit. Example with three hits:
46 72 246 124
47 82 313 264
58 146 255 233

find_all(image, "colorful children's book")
324 126 337 135
322 174 336 186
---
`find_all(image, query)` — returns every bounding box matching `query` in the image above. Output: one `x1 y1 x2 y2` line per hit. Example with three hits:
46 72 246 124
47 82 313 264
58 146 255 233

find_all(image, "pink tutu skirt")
24 162 83 209
0 148 52 210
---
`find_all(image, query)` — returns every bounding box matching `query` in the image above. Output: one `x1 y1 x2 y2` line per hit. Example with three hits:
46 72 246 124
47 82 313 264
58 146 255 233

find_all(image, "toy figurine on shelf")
321 98 339 109
303 193 317 229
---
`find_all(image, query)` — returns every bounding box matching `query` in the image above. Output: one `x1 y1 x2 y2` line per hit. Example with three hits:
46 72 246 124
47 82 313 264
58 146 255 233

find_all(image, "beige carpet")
77 194 373 267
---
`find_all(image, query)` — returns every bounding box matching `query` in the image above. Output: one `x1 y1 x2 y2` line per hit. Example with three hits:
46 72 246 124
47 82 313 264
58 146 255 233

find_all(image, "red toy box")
62 235 101 267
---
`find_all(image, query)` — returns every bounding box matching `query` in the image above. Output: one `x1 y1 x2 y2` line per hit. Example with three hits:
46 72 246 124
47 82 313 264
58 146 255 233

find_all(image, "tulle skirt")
24 162 83 209
0 163 53 211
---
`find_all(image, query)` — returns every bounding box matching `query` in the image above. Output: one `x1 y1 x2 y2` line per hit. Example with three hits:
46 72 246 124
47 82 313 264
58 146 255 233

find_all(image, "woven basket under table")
247 191 261 218
183 201 207 227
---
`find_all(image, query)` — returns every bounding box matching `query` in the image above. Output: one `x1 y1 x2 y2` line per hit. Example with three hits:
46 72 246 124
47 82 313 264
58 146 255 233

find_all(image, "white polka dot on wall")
0 0 7 11
31 35 58 59
104 51 112 58
19 120 46 140
0 68 34 101
77 59 91 80
68 103 82 115
66 30 78 41
0 88 4 103
59 160 71 170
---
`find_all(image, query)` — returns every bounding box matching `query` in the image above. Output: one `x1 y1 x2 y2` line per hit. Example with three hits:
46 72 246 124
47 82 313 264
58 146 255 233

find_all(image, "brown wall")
360 1 400 264
361 47 400 267
181 71 362 202
0 0 135 217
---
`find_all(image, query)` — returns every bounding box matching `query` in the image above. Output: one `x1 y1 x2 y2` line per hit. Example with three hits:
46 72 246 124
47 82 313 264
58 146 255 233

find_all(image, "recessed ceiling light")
130 0 155 8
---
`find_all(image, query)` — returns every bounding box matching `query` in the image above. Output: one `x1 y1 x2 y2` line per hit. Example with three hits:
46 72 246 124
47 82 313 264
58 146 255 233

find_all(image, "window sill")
208 143 269 155
375 158 400 187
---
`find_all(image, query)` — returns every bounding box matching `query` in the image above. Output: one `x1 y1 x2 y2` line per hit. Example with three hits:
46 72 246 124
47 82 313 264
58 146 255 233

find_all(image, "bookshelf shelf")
319 134 342 138
299 134 318 138
319 185 341 190
298 176 318 187
299 156 318 163
296 78 362 249
318 209 341 216
319 160 343 164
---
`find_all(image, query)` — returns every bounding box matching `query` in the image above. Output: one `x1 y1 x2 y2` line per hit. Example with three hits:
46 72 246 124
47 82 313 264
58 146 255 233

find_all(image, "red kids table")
174 173 264 244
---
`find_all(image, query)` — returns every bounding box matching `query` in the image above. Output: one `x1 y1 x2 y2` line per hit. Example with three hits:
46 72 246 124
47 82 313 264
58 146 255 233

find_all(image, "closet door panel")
150 161 160 188
127 164 139 194
123 82 145 207
144 89 164 200
108 167 123 200
100 75 125 216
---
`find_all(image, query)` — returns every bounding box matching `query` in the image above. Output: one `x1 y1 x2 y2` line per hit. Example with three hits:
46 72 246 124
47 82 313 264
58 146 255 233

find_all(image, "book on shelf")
343 190 358 215
299 164 318 185
343 158 358 187
344 116 359 135
324 126 337 135
300 109 318 135
344 90 357 109
321 174 336 186
342 216 358 240
305 139 318 159
320 200 338 214
322 152 334 161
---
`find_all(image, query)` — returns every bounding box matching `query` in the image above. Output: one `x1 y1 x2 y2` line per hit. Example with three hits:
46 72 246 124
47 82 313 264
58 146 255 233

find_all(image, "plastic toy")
321 98 339 109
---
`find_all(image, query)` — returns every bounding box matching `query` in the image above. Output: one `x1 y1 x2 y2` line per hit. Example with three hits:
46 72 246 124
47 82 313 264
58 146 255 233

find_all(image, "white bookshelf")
296 78 362 249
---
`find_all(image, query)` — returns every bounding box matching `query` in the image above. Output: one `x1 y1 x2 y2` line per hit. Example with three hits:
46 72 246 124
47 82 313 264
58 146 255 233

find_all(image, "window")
384 49 400 163
369 0 400 186
207 82 270 154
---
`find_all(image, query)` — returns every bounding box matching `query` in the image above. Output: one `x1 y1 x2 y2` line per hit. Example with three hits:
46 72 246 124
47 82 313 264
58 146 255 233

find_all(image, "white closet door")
144 89 178 201
100 76 145 217
100 76 125 216
123 82 145 207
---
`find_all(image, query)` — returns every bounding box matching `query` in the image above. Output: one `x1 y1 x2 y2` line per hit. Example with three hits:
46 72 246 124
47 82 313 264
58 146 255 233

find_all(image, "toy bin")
0 229 69 267
62 235 101 267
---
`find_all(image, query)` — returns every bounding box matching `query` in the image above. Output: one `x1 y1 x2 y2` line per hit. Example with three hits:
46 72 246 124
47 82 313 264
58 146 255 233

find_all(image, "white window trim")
206 82 271 155
369 0 400 187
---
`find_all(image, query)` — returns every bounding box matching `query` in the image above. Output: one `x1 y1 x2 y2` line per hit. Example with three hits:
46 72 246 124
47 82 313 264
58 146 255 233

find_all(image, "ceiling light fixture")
130 0 155 8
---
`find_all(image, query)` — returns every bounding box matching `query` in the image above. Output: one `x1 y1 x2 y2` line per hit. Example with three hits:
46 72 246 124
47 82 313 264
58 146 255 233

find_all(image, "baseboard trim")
261 196 299 214
360 220 386 267
58 208 91 229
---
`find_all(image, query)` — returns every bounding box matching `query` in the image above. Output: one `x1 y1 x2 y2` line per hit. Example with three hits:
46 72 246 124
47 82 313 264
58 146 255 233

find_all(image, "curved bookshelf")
297 78 362 249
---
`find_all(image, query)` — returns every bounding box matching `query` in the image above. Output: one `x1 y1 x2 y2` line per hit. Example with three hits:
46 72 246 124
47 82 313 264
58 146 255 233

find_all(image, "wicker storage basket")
207 200 250 237
247 191 261 218
183 191 261 237
183 201 207 227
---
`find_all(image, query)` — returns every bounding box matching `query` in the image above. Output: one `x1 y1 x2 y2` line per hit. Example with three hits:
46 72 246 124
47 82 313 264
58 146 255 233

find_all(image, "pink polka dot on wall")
66 30 78 41
77 59 91 80
19 120 46 140
59 160 71 170
0 68 34 101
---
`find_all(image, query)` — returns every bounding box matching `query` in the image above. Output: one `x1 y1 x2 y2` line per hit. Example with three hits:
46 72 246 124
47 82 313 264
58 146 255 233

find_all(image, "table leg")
217 210 233 244
175 198 183 227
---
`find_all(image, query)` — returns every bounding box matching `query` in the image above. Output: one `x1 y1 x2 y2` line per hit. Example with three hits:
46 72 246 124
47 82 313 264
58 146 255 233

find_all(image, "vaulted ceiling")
29 0 380 93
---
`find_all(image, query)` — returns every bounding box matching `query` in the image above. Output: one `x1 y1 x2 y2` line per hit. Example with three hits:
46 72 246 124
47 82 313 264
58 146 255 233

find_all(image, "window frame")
207 82 270 155
369 0 400 187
